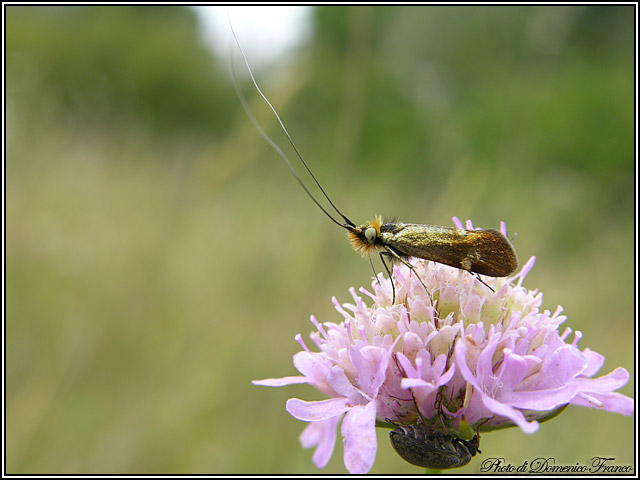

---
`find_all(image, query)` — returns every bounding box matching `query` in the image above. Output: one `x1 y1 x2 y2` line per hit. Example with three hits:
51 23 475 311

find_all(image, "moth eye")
364 227 377 244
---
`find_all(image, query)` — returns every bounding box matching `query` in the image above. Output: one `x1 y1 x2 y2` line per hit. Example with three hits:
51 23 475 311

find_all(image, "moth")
228 17 518 302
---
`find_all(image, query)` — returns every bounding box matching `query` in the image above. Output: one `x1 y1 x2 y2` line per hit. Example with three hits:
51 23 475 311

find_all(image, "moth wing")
382 225 517 277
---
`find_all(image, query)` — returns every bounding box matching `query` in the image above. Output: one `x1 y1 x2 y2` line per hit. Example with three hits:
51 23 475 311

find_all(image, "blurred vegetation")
6 5 635 474
6 6 236 139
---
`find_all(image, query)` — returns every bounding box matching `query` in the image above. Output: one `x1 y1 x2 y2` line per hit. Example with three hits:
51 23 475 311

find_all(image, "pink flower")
253 218 633 473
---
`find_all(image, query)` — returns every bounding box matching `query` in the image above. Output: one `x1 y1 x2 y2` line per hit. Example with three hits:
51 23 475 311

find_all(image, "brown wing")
380 224 518 277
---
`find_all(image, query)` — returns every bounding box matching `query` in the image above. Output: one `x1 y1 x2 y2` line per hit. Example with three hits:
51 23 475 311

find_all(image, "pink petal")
300 419 324 448
401 378 436 389
507 384 580 410
299 417 341 468
467 334 501 390
341 401 378 474
456 338 539 433
287 397 351 422
542 345 587 385
580 348 605 377
570 391 634 415
370 348 390 395
494 352 529 390
327 366 361 401
575 367 630 393
454 340 482 391
349 345 388 398
480 394 540 434
252 376 308 387
293 351 331 381
395 352 418 378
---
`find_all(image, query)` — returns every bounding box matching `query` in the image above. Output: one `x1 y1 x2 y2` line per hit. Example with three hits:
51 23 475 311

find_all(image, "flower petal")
299 416 341 468
575 367 630 393
508 384 580 410
252 376 308 387
327 366 361 401
571 391 634 415
456 337 540 433
348 345 388 399
580 348 605 377
480 393 540 434
341 401 377 474
286 397 350 422
293 351 331 381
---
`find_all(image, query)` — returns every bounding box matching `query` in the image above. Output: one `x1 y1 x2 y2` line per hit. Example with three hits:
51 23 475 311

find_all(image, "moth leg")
473 273 495 293
368 256 381 282
382 246 433 303
378 251 396 304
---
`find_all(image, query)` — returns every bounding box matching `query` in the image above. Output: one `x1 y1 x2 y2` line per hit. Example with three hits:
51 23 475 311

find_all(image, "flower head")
253 218 634 474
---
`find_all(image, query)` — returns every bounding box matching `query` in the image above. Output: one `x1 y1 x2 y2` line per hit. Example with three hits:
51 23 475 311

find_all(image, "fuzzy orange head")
347 216 383 256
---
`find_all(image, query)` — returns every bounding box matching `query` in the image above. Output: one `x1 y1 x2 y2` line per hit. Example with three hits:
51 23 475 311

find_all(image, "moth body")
347 217 518 277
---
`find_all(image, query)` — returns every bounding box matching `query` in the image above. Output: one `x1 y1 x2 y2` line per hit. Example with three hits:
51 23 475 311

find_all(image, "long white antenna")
227 9 356 229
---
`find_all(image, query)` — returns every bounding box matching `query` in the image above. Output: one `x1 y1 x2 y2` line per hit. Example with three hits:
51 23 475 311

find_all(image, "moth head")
347 216 383 256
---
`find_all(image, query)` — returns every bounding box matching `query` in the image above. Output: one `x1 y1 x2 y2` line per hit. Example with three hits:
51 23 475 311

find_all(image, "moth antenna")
229 47 344 229
227 11 356 229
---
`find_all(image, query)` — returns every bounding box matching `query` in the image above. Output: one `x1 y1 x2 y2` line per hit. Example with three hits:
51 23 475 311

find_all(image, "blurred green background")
6 5 635 474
